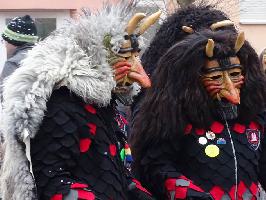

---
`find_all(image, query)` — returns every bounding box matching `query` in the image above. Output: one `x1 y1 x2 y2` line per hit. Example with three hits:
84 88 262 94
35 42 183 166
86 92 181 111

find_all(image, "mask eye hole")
210 75 222 80
229 71 241 77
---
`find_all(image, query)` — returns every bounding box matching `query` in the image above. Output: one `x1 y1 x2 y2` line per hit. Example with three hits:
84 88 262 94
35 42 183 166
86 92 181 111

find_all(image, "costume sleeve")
127 178 155 200
112 112 155 200
138 139 210 200
30 96 95 200
138 139 181 197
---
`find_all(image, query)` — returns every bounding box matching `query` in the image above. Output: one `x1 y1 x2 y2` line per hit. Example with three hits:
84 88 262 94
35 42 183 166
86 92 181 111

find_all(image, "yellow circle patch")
205 144 220 158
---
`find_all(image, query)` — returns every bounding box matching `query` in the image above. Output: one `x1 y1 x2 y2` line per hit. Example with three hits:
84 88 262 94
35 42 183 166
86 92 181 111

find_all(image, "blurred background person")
260 48 266 73
0 14 38 100
0 15 37 170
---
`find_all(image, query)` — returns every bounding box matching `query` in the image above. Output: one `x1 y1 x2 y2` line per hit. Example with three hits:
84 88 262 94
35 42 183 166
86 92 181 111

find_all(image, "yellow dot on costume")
205 144 219 158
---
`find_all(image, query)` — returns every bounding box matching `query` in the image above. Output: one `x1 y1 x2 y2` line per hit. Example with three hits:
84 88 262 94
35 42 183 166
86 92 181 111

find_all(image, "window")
240 0 266 24
35 18 56 39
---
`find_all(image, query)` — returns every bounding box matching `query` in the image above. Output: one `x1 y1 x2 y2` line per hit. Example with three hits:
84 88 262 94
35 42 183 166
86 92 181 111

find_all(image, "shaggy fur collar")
0 1 141 199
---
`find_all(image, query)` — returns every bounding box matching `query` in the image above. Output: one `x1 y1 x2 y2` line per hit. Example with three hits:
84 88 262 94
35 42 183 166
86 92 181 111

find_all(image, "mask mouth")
113 81 142 106
219 97 229 103
113 85 131 94
215 99 238 120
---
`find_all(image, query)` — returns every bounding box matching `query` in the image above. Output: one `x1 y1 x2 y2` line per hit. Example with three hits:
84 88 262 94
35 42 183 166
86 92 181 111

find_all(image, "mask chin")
113 85 134 106
113 83 141 106
215 99 238 120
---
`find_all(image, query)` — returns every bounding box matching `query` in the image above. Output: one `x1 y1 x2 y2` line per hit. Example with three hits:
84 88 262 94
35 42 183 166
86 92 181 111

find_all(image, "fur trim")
0 1 142 199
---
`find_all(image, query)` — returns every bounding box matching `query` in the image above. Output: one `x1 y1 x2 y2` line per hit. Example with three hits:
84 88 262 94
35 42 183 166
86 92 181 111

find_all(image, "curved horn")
182 26 194 34
234 31 245 53
210 20 234 31
138 10 162 35
126 13 146 35
206 39 215 58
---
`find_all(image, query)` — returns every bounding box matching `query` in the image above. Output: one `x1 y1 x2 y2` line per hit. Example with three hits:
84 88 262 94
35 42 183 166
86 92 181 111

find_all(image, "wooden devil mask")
105 10 161 87
201 32 245 105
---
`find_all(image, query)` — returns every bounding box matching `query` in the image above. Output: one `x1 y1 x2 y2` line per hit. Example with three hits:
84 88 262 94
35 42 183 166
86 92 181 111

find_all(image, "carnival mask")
201 32 245 105
105 11 161 89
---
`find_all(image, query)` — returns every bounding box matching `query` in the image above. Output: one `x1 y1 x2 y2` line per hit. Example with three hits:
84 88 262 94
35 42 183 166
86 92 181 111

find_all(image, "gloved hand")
165 177 214 200
128 179 155 200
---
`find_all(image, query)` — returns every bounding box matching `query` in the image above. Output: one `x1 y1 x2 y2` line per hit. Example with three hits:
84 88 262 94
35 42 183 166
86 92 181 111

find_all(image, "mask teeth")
217 93 222 101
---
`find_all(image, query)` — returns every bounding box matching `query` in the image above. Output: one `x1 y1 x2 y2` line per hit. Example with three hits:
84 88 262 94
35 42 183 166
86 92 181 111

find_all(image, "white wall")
0 40 6 74
0 10 70 70
240 0 266 24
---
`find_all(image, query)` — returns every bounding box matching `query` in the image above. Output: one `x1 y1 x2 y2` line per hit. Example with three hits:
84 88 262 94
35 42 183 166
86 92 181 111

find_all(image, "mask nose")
125 54 151 88
219 72 240 104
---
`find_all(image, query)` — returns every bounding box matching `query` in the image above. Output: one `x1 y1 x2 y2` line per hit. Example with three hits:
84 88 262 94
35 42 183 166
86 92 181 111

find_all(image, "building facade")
0 0 266 69
227 0 266 54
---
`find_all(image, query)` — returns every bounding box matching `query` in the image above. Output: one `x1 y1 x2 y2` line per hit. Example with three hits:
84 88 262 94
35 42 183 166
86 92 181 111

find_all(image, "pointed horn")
182 26 194 34
210 20 234 31
234 32 245 53
138 10 162 35
126 13 146 35
206 39 215 58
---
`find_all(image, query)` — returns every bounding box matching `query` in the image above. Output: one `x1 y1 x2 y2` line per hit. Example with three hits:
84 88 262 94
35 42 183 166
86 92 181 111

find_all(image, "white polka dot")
198 137 207 145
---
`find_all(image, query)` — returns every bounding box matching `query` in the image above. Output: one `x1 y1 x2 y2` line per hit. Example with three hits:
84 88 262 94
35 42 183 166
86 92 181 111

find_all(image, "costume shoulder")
36 86 104 141
45 86 85 117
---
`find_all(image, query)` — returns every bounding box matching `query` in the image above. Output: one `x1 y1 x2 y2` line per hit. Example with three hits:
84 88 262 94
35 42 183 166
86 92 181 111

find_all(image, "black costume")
130 5 266 200
31 87 151 200
138 119 266 200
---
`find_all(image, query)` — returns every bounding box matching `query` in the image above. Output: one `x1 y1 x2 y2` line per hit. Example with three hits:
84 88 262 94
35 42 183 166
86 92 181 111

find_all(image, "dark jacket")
31 87 153 200
0 44 33 99
135 117 266 200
